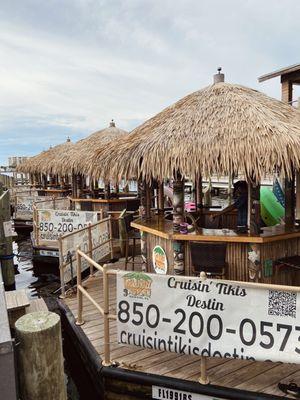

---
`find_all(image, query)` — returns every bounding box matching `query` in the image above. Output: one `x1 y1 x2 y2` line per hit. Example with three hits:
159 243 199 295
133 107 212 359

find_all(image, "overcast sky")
0 0 300 165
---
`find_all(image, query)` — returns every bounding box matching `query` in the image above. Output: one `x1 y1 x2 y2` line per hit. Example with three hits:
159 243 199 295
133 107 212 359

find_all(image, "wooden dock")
62 258 300 399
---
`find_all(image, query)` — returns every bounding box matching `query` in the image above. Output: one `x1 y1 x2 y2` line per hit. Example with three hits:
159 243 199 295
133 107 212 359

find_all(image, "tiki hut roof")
53 121 128 176
17 138 73 174
91 82 300 183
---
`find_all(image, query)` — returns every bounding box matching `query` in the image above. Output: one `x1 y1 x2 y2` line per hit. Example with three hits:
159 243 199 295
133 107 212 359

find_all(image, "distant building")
8 156 29 167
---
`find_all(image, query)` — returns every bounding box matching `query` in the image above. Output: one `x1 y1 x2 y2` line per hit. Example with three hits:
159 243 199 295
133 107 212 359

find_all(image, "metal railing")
75 248 116 366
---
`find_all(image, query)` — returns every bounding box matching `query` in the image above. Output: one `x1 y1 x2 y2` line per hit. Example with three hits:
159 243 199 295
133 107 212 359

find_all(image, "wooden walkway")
63 259 300 399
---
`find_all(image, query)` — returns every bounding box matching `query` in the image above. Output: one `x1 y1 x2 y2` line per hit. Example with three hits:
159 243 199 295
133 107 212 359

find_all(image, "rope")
0 253 16 260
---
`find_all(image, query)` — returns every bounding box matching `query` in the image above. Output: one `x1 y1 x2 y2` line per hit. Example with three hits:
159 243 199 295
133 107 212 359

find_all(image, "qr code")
268 290 296 318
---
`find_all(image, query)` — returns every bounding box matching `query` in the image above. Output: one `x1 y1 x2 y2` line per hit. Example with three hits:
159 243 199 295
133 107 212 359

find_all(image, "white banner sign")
60 219 111 283
14 195 49 220
117 273 300 364
37 209 98 245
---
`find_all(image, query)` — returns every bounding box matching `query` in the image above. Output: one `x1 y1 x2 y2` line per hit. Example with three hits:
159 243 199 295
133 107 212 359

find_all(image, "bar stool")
119 211 141 270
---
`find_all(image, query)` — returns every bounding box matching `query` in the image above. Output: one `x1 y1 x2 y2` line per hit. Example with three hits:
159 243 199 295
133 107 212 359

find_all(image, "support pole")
296 170 300 221
284 168 295 229
138 179 147 269
158 181 164 215
0 190 15 290
248 180 261 235
228 172 233 204
76 174 83 198
195 174 203 209
145 181 152 220
173 176 185 275
104 182 111 200
71 172 77 199
15 311 67 400
138 179 147 220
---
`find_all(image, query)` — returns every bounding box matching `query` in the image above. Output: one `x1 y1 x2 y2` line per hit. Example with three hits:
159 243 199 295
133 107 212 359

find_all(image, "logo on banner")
123 272 153 299
152 245 168 274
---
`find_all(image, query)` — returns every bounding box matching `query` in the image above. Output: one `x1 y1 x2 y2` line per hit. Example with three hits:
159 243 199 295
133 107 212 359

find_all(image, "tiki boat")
17 122 140 262
59 70 300 400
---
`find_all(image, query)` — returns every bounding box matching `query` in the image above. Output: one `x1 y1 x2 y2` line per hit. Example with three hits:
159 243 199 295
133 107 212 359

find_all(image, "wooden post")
71 172 77 198
138 179 147 220
42 174 47 189
284 168 295 228
158 181 164 215
296 170 300 220
248 180 261 235
145 181 152 220
102 264 111 366
138 179 147 269
228 172 233 204
173 176 185 275
76 248 84 325
281 79 293 102
0 191 15 290
76 174 83 198
104 182 111 200
15 311 67 400
281 78 295 227
195 174 203 209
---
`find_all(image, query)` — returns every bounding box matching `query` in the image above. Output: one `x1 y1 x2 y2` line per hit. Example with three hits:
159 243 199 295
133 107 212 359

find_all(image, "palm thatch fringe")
17 138 73 174
50 121 128 176
88 82 300 183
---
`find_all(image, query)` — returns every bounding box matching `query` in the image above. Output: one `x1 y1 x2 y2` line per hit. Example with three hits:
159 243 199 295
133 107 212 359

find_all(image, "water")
13 233 80 400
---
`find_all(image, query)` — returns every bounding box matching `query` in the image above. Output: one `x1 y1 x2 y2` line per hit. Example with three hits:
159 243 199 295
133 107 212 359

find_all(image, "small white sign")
39 249 59 257
3 221 17 237
152 386 223 400
37 209 98 245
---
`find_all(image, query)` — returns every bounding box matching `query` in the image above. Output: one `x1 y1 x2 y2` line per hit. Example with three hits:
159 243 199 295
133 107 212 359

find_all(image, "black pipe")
101 364 283 400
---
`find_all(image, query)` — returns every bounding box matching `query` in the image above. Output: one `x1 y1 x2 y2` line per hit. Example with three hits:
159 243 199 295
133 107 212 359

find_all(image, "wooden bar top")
131 216 300 244
71 197 138 203
40 189 69 193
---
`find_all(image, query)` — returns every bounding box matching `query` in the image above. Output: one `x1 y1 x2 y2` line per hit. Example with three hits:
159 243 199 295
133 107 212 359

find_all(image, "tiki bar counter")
132 214 300 286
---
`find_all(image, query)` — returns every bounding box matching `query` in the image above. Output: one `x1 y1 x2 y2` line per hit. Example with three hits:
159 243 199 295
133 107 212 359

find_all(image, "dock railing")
75 248 116 366
59 217 113 297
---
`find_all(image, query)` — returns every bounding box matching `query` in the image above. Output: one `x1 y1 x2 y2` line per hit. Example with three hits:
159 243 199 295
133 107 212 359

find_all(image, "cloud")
0 0 299 164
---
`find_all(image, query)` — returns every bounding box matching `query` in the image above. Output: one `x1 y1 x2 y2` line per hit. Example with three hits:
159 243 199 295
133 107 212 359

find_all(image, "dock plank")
5 289 30 311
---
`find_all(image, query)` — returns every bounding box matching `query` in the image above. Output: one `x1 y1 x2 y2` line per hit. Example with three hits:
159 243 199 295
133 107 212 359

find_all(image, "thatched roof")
52 121 128 176
17 138 73 174
90 82 300 183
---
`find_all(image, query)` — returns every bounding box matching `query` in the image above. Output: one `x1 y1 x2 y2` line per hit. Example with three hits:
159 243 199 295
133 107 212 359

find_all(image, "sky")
0 0 300 165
